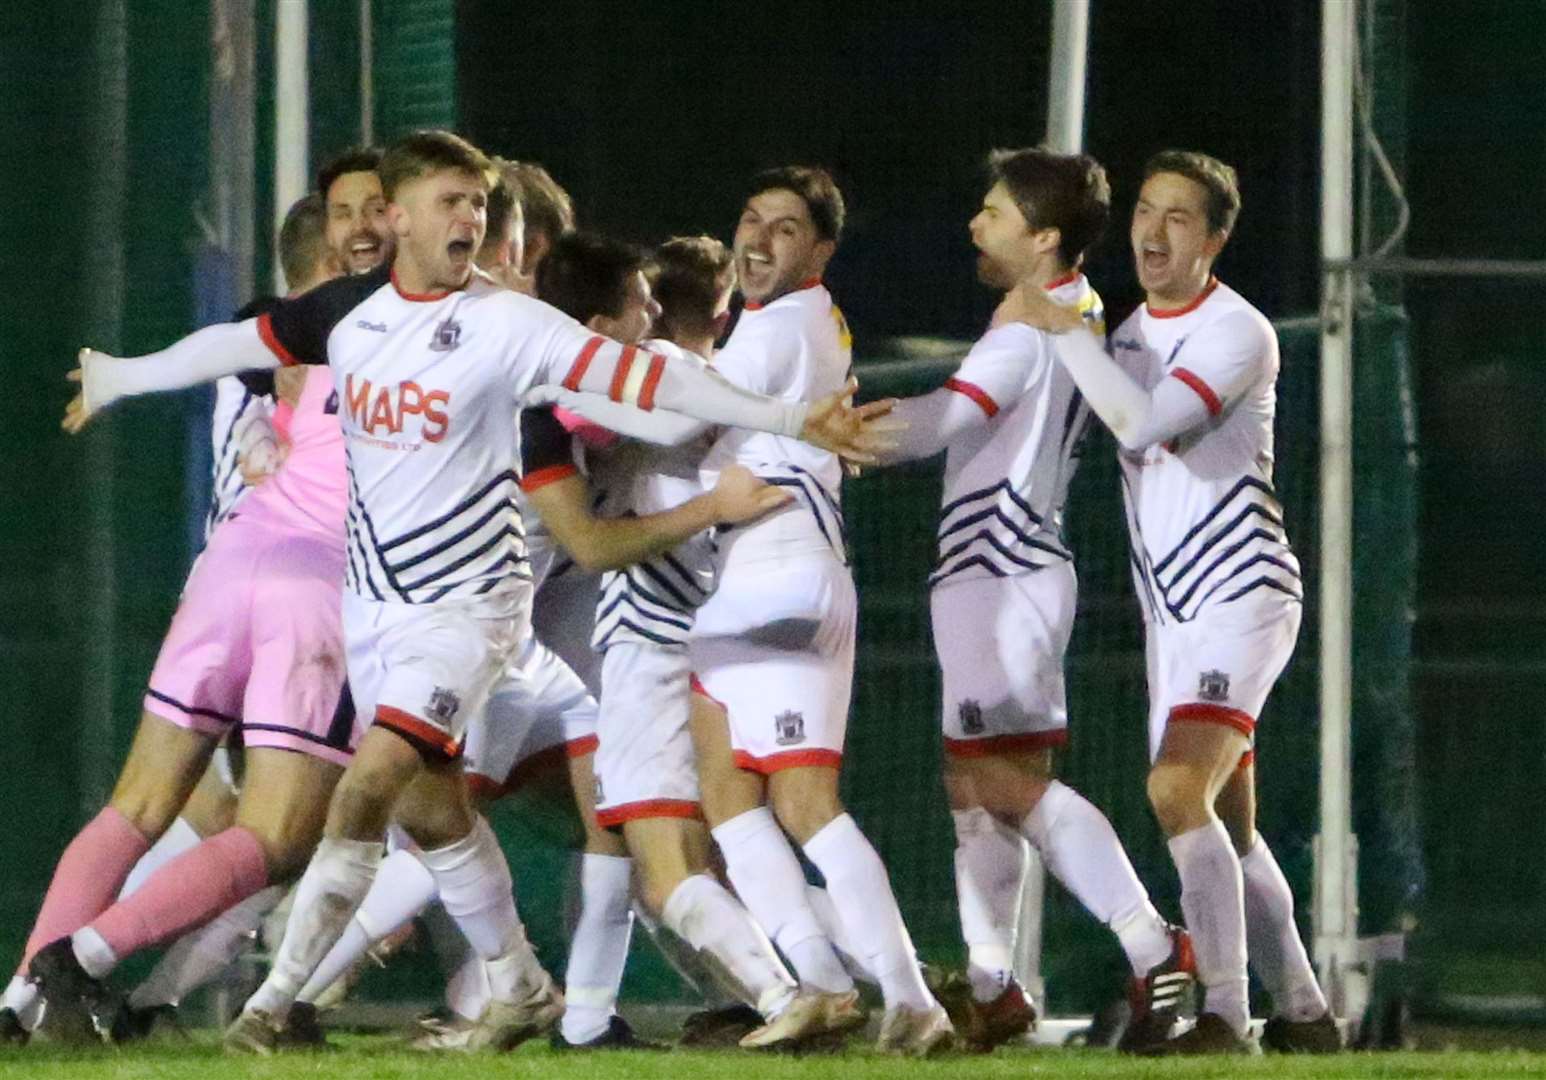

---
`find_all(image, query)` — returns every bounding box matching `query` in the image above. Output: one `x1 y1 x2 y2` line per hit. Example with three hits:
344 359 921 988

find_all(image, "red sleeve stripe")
944 377 999 418
608 345 638 403
518 463 578 493
637 354 666 411
562 336 606 392
1171 367 1222 416
256 312 300 367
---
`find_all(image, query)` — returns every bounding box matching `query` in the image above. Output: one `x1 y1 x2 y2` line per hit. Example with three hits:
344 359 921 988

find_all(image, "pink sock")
88 827 269 965
19 807 150 972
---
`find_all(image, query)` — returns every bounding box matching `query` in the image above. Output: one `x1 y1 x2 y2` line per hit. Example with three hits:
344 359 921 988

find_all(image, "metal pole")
1012 0 1091 1009
274 0 309 294
79 0 130 817
1045 0 1090 152
359 0 373 145
1315 0 1359 1018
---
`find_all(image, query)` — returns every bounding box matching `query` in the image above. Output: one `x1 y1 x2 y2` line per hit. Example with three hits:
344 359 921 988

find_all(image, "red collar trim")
744 277 823 312
1044 271 1080 292
391 268 463 303
1146 277 1219 319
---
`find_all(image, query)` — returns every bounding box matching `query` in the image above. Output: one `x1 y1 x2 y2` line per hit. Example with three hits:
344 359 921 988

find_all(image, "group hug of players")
0 128 1342 1058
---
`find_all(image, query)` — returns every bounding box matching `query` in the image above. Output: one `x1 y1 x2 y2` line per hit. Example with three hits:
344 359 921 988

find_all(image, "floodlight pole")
274 0 309 294
1315 0 1361 1021
1010 0 1091 1013
1046 0 1090 153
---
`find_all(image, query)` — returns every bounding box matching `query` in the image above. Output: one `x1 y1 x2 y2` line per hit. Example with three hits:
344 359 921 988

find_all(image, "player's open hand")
709 464 793 526
992 282 1084 333
62 347 111 434
800 376 905 465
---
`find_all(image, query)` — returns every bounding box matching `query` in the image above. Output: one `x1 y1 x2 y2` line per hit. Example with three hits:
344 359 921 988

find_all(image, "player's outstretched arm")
997 285 1209 452
522 384 715 447
62 321 281 434
526 465 790 574
551 339 904 464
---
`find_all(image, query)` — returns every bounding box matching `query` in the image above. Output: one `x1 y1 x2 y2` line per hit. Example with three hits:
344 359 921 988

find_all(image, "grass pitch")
5 1038 1546 1080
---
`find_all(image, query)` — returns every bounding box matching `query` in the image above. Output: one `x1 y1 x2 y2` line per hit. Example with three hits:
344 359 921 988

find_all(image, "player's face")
733 189 834 305
1130 171 1226 305
326 171 393 274
601 271 660 345
969 181 1039 290
393 169 489 291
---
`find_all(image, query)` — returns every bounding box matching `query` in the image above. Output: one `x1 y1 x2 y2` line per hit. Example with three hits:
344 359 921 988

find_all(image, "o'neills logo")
345 374 451 442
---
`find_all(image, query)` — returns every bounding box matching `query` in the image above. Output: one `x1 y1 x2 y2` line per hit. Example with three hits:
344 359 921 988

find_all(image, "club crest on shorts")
429 318 462 352
426 686 462 724
1198 669 1231 703
774 709 806 746
958 699 985 735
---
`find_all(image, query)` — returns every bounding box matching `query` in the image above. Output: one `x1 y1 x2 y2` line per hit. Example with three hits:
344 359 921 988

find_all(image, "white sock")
245 836 383 1020
802 813 932 1011
420 902 484 1019
1241 836 1329 1022
1023 781 1173 976
119 817 202 899
560 853 634 1044
661 873 796 1020
1168 821 1249 1035
952 806 1027 1003
2 975 42 1031
634 901 736 1006
70 927 117 980
297 848 439 1003
804 885 875 985
130 884 285 1009
712 807 853 994
418 817 542 1002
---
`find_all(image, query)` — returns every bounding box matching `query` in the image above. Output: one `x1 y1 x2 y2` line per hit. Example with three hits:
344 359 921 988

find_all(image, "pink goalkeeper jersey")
234 367 347 540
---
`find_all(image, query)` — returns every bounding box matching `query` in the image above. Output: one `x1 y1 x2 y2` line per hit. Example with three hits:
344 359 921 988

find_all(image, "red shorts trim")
689 674 725 710
732 748 843 775
374 705 461 762
1171 368 1222 416
595 799 702 828
1168 702 1255 739
943 377 999 418
566 733 599 758
943 729 1068 759
256 312 300 366
519 463 578 493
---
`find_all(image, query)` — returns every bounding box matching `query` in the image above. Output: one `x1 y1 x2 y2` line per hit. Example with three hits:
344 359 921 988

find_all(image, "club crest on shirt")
426 686 462 724
958 699 985 735
429 318 462 352
774 709 806 746
1198 670 1231 703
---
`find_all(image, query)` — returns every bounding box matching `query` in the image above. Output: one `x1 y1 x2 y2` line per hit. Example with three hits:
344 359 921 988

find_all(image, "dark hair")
745 165 845 243
988 147 1110 267
652 235 735 341
536 231 649 324
378 130 495 202
277 192 332 290
316 147 382 201
501 160 575 246
480 158 524 260
1142 149 1241 235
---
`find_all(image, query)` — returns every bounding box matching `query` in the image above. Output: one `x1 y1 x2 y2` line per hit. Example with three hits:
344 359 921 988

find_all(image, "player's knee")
1146 763 1209 836
326 771 399 841
770 784 842 845
252 828 320 882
